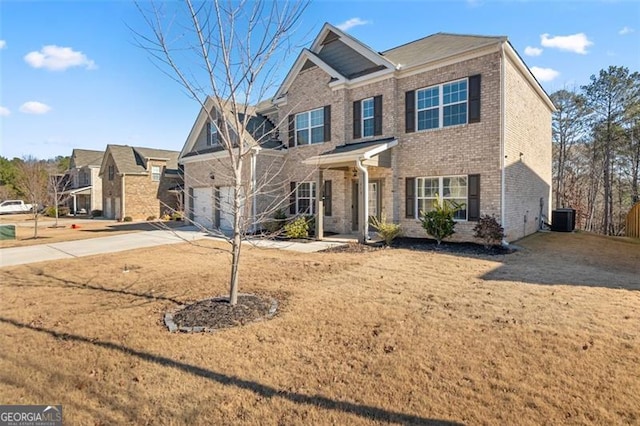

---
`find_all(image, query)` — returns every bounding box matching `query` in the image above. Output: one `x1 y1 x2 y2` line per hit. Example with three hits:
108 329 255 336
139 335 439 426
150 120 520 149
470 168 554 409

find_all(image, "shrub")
44 206 70 217
146 215 157 221
370 214 402 246
473 215 505 248
263 209 287 234
171 211 183 221
90 210 102 218
419 198 463 245
123 216 133 222
284 216 309 239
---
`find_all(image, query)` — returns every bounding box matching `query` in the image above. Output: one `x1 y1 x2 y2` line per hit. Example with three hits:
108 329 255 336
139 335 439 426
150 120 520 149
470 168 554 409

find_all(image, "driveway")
0 227 346 267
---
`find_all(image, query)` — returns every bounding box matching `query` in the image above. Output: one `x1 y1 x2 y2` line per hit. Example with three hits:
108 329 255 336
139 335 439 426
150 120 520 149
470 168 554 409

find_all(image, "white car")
0 200 34 214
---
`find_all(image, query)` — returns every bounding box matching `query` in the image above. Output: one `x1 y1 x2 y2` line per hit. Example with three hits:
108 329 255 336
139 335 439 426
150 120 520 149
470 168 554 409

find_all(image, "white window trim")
296 181 316 215
416 175 468 221
151 166 161 182
416 77 468 131
361 97 375 138
295 108 324 146
206 122 218 147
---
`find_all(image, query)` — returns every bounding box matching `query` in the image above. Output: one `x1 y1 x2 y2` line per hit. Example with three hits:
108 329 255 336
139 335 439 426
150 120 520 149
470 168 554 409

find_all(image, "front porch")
303 137 397 243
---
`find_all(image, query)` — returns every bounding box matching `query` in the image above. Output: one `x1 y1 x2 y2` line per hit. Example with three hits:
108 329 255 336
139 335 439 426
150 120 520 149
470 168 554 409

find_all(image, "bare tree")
48 172 73 227
14 157 49 239
134 0 307 305
550 88 587 209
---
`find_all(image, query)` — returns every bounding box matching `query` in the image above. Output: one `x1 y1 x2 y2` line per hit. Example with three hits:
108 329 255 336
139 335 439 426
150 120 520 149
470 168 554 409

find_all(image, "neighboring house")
65 149 104 214
180 23 555 243
99 145 183 220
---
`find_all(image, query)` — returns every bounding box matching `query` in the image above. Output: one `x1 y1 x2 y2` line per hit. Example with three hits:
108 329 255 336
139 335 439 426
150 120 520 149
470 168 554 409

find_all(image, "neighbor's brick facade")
103 155 180 221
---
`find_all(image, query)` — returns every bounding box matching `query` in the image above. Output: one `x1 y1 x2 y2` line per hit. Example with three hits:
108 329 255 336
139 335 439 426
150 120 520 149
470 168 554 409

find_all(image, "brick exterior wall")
181 43 552 242
102 154 179 221
503 57 552 241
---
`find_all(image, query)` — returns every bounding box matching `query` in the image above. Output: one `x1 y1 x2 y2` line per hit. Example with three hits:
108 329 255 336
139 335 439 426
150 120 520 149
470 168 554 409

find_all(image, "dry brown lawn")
0 215 184 248
0 231 638 425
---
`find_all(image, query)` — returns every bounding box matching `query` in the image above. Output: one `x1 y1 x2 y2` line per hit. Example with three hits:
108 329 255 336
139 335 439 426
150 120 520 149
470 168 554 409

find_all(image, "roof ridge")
382 32 506 54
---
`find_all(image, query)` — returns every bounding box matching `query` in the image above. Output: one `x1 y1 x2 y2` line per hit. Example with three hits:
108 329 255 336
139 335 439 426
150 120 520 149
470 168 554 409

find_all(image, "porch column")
356 160 368 244
73 194 77 216
315 169 324 240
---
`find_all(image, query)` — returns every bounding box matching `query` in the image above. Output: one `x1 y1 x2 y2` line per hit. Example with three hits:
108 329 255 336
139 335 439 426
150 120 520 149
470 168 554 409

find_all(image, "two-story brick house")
65 149 104 215
100 145 183 220
180 23 555 243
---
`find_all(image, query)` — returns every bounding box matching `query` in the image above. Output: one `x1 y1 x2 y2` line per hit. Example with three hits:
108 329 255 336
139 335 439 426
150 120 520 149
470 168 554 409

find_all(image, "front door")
352 180 382 231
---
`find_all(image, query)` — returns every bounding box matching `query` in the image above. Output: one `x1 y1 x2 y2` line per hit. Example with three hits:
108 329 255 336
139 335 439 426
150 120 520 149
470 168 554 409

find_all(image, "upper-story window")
108 165 115 181
206 122 218 146
416 79 468 130
353 95 382 139
296 108 324 145
406 75 480 133
288 106 331 147
361 98 375 137
151 166 161 182
79 170 89 186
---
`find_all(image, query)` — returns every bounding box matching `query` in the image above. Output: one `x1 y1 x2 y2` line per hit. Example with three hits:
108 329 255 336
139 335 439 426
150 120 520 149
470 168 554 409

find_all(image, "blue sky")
1 0 639 160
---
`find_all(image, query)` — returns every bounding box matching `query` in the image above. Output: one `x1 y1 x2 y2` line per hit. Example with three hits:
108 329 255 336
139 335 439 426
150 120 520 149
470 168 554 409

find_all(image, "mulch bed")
170 294 277 331
324 237 515 256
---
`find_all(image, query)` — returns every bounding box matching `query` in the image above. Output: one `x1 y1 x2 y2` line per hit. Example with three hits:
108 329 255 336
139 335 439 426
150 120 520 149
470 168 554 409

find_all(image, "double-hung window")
295 182 316 214
416 176 468 220
361 98 375 137
416 78 468 130
151 166 161 182
296 108 324 145
206 122 218 146
108 165 115 181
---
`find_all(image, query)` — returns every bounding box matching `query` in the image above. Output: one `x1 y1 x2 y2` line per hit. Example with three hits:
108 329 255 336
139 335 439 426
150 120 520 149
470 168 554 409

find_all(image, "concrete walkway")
0 227 347 268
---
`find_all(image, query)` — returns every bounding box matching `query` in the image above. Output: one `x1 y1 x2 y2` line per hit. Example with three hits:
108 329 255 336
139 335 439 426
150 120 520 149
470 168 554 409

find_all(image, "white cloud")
540 33 593 54
19 101 52 114
336 18 370 32
530 66 560 82
24 45 96 71
0 40 6 50
619 26 634 35
0 106 10 116
524 46 543 57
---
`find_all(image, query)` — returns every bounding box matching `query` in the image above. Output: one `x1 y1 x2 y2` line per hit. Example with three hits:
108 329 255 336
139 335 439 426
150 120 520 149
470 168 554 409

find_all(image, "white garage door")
193 187 214 229
218 186 235 232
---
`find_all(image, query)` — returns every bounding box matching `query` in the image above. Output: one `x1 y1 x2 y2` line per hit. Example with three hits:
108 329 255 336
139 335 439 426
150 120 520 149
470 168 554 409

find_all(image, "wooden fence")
626 202 640 238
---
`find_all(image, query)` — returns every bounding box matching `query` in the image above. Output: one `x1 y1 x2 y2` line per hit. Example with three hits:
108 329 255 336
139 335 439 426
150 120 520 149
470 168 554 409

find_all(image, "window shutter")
374 95 383 136
288 114 295 147
405 177 416 218
323 180 332 216
206 122 211 146
353 101 361 139
188 187 194 221
468 174 480 221
323 105 331 142
468 74 481 123
405 91 415 133
214 187 221 228
289 182 297 214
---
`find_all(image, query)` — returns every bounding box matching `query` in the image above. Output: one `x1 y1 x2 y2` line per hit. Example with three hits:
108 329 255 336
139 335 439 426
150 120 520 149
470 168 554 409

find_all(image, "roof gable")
274 23 395 103
100 145 179 176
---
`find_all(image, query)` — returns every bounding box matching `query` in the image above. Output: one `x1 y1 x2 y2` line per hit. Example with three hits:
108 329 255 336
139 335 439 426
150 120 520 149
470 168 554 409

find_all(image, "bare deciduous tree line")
552 65 640 236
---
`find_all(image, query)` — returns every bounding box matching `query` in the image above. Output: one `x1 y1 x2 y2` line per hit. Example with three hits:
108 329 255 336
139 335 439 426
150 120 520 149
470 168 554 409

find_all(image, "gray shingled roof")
382 33 506 69
71 149 104 168
108 145 180 174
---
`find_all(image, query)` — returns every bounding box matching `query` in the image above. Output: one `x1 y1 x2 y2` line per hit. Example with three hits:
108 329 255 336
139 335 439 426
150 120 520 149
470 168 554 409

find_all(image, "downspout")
500 43 508 246
355 158 368 243
250 148 258 233
121 174 126 220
